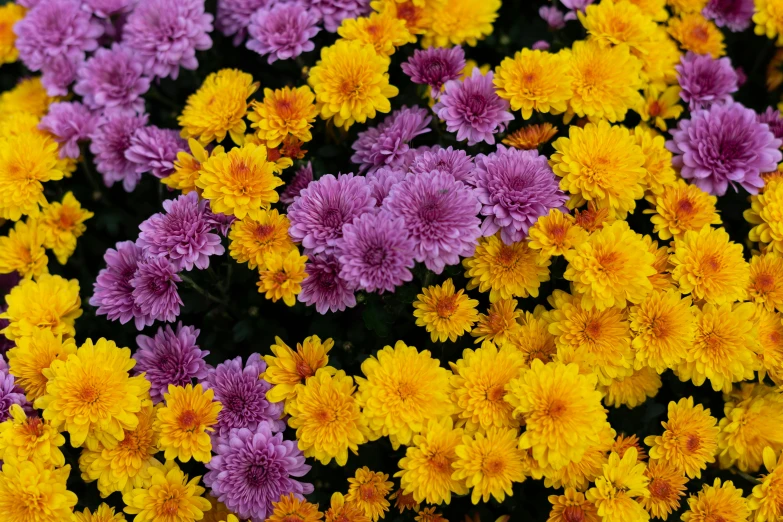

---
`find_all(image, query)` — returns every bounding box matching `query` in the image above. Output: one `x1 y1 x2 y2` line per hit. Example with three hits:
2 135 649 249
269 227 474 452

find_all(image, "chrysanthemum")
413 279 479 343
0 403 65 466
257 249 308 306
638 460 687 520
90 113 148 192
280 162 314 205
586 448 650 522
125 125 186 179
541 423 615 491
6 328 77 401
580 0 657 54
668 13 725 57
74 503 126 522
645 180 721 242
510 309 558 366
502 123 559 150
74 44 150 116
630 127 675 196
548 488 601 522
644 397 718 478
747 179 783 254
637 86 683 131
471 299 521 345
1 274 81 341
347 467 393 521
247 3 320 64
356 340 453 447
268 493 324 522
351 106 432 173
0 369 28 422
299 253 357 314
676 53 738 112
628 290 695 373
310 0 372 33
388 489 419 514
421 0 500 48
130 257 183 324
528 210 588 259
0 3 24 65
749 447 783 521
755 0 783 45
155 383 221 463
325 492 369 522
0 460 77 522
749 253 783 312
228 210 294 271
123 461 212 522
338 11 415 58
0 219 48 280
264 335 334 403
248 87 318 150
367 167 406 204
612 434 648 462
681 479 750 522
401 46 466 98
494 49 572 120
599 367 662 409
757 309 783 384
38 191 93 265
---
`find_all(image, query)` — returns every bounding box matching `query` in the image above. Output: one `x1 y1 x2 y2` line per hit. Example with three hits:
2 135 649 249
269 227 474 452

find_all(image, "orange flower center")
685 434 701 453
486 384 505 403
435 295 458 318
548 224 567 243
359 484 379 501
254 224 275 242
161 496 181 516
649 478 672 499
756 273 776 293
23 417 45 438
482 457 505 477
563 506 586 522
495 245 520 267
273 271 290 285
584 319 602 340
295 357 315 379
690 25 709 43
648 100 663 118
676 198 695 216
77 384 101 405
178 410 199 431
547 399 567 419
428 453 451 474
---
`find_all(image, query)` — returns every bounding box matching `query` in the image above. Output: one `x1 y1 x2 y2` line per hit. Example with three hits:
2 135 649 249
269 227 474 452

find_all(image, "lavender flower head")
667 101 783 196
0 370 31 422
474 145 568 244
287 173 376 254
90 241 153 330
205 423 313 521
351 106 432 173
134 323 210 404
130 256 183 324
383 171 481 273
703 0 754 32
280 162 314 205
539 5 565 30
433 69 514 146
74 44 150 116
676 52 738 111
205 206 236 237
409 146 476 185
561 0 593 20
299 254 357 314
758 107 783 142
125 125 187 179
81 0 135 18
217 0 269 45
246 2 320 64
121 0 214 80
366 166 406 205
401 47 466 99
90 113 148 192
308 0 370 33
38 101 97 159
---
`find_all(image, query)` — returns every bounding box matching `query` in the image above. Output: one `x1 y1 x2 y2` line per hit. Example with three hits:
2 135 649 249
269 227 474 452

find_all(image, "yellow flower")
413 279 479 343
627 0 668 20
228 209 294 270
747 179 783 254
370 0 437 35
0 219 47 279
528 209 588 259
347 467 393 522
586 448 650 522
755 0 783 45
325 492 370 522
629 290 695 373
0 460 77 522
502 123 558 150
162 139 223 194
494 49 572 119
757 309 783 385
573 203 615 232
749 253 783 312
155 383 221 463
74 503 126 522
0 403 65 467
6 328 76 401
750 447 783 522
580 0 658 54
257 248 308 306
264 335 334 403
247 86 318 149
268 493 324 522
668 0 707 13
547 488 601 522
0 273 81 341
0 3 24 65
39 192 93 264
356 340 453 447
542 424 615 491
612 434 648 462
338 11 415 58
471 299 521 345
633 126 677 196
0 111 47 141
644 397 719 478
668 13 725 58
123 460 212 522
681 479 750 522
0 77 53 119
308 39 398 129
506 360 608 470
509 309 558 366
178 69 257 145
462 234 550 302
415 507 447 522
636 86 683 131
599 367 662 410
639 460 687 520
645 180 721 241
388 488 419 513
421 0 500 47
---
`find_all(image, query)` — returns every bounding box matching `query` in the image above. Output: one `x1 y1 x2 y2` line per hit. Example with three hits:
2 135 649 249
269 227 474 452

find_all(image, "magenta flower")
130 256 183 324
676 52 738 111
74 44 150 116
561 0 593 20
280 162 314 205
351 106 432 173
217 0 269 45
703 0 754 32
298 253 357 314
90 113 148 192
758 107 783 141
0 371 31 422
205 206 236 237
81 0 135 18
539 5 565 30
366 166 406 206
125 125 187 179
90 241 153 330
307 0 370 33
38 101 97 159
246 2 320 64
408 146 476 185
401 46 466 99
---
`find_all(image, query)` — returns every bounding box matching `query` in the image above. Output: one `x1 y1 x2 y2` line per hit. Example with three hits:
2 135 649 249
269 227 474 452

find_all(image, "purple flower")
287 173 376 254
134 323 210 404
703 0 754 32
667 101 783 196
205 206 236 237
561 0 593 20
383 171 481 273
74 44 150 116
434 69 514 146
217 0 269 45
90 241 153 330
246 2 320 64
401 47 466 99
38 101 97 159
205 423 313 521
299 253 356 314
203 355 284 438
676 52 738 111
81 0 135 18
759 107 783 142
408 146 476 185
366 166 406 205
90 112 148 192
539 5 565 30
130 256 182 324
121 0 213 80
125 125 187 179
39 54 82 97
280 162 314 205
474 145 567 244
0 371 31 422
532 40 551 51
351 106 432 173
307 0 370 33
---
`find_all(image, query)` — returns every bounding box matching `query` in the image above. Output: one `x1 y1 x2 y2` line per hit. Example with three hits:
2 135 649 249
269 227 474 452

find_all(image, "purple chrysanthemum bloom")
351 106 432 173
205 206 236 237
408 146 476 185
74 44 150 116
17 0 42 6
130 256 182 324
90 112 148 192
401 47 466 99
0 356 7 374
366 166 406 205
307 0 370 33
38 101 97 160
81 0 135 18
667 101 783 196
205 423 313 521
539 5 565 29
337 211 415 294
0 370 31 422
434 69 514 146
287 173 376 254
137 192 225 272
39 53 81 97
299 254 356 314
474 145 568 244
246 2 320 64
121 0 213 80
383 171 481 273
676 52 738 111
561 0 593 20
134 322 210 404
217 0 269 45
280 162 314 205
125 125 187 179
759 107 783 142
703 0 754 32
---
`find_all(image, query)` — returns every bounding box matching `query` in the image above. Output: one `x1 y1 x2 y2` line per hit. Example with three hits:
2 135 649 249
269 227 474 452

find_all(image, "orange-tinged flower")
502 123 558 150
640 460 688 519
668 13 725 58
413 278 479 343
347 467 393 522
228 209 295 271
263 335 335 403
155 384 221 463
248 86 318 149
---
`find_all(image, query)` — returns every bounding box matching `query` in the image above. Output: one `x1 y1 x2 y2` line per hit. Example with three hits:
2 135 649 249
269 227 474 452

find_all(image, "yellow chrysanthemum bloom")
325 492 370 522
746 179 783 254
755 0 783 45
452 427 526 504
749 447 783 522
0 3 24 65
633 126 676 196
196 143 283 220
415 507 447 522
749 253 783 312
74 503 126 522
39 192 93 265
178 69 257 145
645 397 719 478
638 26 682 90
268 493 323 522
542 424 615 491
0 460 77 522
668 13 725 58
421 0 500 47
0 273 81 341
639 460 687 520
0 111 47 142
645 180 721 241
670 225 749 305
247 86 318 149
509 309 558 367
565 39 644 123
599 367 662 409
0 219 48 279
648 235 677 290
356 340 453 447
636 87 683 131
370 0 437 35
257 248 308 306
388 488 419 514
551 121 646 218
162 139 223 194
681 479 750 522
528 209 588 259
471 298 521 345
308 39 398 129
155 383 221 463
506 360 608 470
580 0 658 54
612 434 648 462
413 278 479 343
667 0 707 13
502 123 558 150
586 448 650 522
338 11 416 59
200 497 233 522
264 335 334 403
548 488 601 522
228 209 294 271
629 290 695 373
0 403 65 467
123 460 212 522
757 309 783 384
628 0 668 20
462 234 550 302
6 328 76 401
0 77 53 119
494 49 572 120
347 467 393 522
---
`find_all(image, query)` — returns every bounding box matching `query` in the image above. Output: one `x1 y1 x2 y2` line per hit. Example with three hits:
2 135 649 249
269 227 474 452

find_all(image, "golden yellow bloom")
636 87 683 131
573 203 615 232
494 49 572 119
0 77 53 119
612 434 648 462
415 507 447 522
0 460 77 522
0 273 81 341
528 209 588 259
681 479 750 522
74 503 126 522
325 492 370 522
268 493 324 522
747 179 783 254
6 328 76 401
502 123 558 150
542 424 615 491
668 13 725 58
599 367 662 409
338 11 415 58
123 460 212 522
749 253 783 312
0 3 24 65
633 125 676 196
509 309 558 367
162 139 223 194
668 0 707 13
580 0 658 54
0 111 46 142
228 209 294 270
421 0 500 47
471 299 521 345
639 460 687 520
749 447 783 522
370 0 437 35
586 448 650 522
155 383 221 463
757 309 783 385
462 234 550 302
548 488 600 522
755 0 783 45
179 69 257 145
264 335 334 403
645 397 719 478
646 180 721 241
413 278 479 343
648 235 678 291
388 489 419 513
629 290 695 373
248 86 318 149
0 219 47 279
257 248 308 306
39 192 93 264
347 467 393 522
628 0 668 21
0 403 65 467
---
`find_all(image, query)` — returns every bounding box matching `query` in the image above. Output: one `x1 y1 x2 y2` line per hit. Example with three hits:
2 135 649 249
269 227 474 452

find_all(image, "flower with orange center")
39 191 93 265
0 3 24 65
228 209 295 271
347 467 393 522
123 460 212 522
668 13 725 58
338 11 416 59
599 367 662 409
370 0 436 34
471 298 521 346
529 209 589 260
629 290 696 373
420 0 500 48
547 488 600 522
163 139 224 195
1 273 82 341
639 460 687 520
413 278 479 343
154 383 221 463
502 123 558 150
646 180 721 241
201 498 233 522
681 479 750 522
388 489 419 513
573 203 615 232
757 309 783 384
755 0 783 46
612 434 648 462
257 248 308 307
509 308 558 367
494 49 572 119
263 335 335 403
0 403 66 467
74 503 127 522
248 86 318 149
580 0 658 54
747 179 783 253
0 219 48 280
749 252 783 312
637 87 683 132
0 459 77 522
324 492 369 522
267 493 324 522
